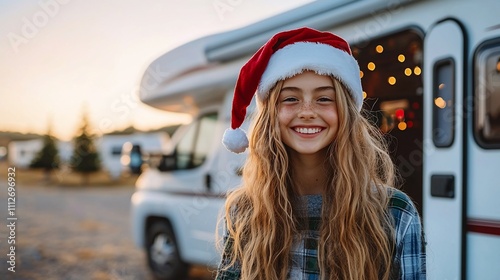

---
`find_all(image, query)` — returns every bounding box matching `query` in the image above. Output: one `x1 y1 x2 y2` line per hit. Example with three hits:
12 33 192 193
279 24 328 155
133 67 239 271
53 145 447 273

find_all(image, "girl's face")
277 71 339 156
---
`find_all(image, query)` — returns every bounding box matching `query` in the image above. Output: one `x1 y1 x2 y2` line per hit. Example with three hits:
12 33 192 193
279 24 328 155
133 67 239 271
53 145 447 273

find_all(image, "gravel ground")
0 182 214 280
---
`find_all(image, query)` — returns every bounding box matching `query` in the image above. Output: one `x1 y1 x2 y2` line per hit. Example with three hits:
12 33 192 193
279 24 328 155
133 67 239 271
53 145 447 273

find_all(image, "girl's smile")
292 126 324 135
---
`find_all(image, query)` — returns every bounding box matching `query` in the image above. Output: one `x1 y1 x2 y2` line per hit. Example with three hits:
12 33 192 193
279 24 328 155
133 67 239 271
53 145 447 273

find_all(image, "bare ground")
0 180 215 280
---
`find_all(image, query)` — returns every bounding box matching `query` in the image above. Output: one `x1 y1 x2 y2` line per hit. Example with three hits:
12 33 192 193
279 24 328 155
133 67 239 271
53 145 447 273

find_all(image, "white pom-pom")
222 128 249 154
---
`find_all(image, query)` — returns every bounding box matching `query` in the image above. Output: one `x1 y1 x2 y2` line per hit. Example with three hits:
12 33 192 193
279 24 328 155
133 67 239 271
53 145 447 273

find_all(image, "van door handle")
430 174 455 198
205 173 211 192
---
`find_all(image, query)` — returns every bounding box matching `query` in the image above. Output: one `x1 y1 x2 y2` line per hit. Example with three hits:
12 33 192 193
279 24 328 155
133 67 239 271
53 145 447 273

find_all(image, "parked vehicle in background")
131 0 500 279
121 143 143 174
99 132 170 177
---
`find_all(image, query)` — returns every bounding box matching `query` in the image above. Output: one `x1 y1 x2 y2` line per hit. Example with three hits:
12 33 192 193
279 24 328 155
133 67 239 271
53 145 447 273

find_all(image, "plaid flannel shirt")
216 189 426 280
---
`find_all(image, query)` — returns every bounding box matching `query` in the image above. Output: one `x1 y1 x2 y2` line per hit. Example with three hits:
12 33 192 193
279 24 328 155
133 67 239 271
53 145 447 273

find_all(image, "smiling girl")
217 27 426 280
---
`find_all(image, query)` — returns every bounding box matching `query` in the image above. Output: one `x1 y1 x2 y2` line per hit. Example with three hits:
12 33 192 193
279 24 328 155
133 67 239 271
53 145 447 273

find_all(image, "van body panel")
140 58 246 114
467 233 500 279
131 189 224 264
423 19 465 279
465 14 500 280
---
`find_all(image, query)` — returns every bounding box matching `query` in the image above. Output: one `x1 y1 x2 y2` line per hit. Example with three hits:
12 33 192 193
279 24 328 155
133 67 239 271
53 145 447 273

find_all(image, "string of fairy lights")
357 43 423 132
359 44 423 99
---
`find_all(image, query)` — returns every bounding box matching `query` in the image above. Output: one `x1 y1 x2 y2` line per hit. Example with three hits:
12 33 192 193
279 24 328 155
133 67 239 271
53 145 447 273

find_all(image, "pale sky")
0 0 313 141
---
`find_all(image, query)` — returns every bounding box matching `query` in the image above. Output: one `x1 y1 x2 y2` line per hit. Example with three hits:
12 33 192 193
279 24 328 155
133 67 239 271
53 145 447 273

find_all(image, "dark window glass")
176 120 197 169
192 113 217 167
111 146 122 156
433 59 455 147
475 41 500 148
352 29 424 214
175 112 218 169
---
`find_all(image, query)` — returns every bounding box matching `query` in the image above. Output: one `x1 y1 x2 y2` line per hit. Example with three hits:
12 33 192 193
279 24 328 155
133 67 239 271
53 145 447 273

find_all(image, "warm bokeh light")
376 45 384 53
360 70 364 78
434 97 447 109
367 62 376 71
439 83 446 90
398 121 407 131
398 54 406 62
120 155 131 166
388 76 397 85
414 66 422 75
405 68 412 76
363 91 367 99
395 109 405 120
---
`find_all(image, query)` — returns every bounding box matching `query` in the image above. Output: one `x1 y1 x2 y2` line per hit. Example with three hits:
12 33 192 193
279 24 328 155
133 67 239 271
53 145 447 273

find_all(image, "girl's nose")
297 102 317 119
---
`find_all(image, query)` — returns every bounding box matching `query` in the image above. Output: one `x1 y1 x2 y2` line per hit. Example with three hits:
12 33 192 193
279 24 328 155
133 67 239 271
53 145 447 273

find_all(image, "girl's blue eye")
318 97 334 102
283 97 298 102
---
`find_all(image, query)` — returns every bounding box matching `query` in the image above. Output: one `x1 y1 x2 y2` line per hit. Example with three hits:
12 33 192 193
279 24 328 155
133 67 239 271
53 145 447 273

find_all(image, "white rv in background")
8 139 72 168
98 132 170 178
131 0 500 279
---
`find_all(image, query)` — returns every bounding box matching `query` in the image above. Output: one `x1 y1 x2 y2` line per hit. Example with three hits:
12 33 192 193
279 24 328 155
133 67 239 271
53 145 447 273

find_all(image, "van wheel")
146 222 189 280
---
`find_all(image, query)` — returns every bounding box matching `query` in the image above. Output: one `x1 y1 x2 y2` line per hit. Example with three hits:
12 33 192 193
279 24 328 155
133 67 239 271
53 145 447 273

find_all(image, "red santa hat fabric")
222 27 363 153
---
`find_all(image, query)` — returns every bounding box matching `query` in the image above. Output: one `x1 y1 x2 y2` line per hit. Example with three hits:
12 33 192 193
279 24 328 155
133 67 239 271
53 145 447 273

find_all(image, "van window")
175 112 218 169
111 146 122 156
193 113 218 166
474 40 500 148
433 59 455 147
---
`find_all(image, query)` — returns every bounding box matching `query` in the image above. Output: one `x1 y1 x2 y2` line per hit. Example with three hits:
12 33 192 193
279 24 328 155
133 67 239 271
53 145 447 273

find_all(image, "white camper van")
131 0 500 279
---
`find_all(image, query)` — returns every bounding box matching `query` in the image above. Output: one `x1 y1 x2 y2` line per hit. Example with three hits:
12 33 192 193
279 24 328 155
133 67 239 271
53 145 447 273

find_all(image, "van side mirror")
158 153 177 171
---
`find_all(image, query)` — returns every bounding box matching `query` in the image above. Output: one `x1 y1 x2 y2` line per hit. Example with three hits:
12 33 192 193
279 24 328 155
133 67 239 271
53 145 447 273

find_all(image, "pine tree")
70 110 101 185
30 132 60 182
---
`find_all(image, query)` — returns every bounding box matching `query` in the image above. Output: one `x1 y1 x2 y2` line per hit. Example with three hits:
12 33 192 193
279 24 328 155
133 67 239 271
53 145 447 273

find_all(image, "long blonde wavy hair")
222 76 397 280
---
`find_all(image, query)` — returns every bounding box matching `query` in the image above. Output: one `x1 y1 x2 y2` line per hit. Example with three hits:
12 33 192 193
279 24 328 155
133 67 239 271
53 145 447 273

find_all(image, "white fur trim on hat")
257 42 363 111
222 128 249 154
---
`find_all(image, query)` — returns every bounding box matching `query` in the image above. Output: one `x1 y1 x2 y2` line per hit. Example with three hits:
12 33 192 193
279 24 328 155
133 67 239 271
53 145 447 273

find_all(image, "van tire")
146 221 189 280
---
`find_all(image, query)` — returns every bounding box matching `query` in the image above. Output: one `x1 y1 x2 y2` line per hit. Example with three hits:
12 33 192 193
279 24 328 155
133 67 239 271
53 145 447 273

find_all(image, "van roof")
139 0 419 114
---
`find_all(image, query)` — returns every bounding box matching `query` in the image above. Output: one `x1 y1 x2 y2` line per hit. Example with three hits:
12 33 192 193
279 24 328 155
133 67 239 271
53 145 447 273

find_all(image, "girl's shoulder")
387 188 420 217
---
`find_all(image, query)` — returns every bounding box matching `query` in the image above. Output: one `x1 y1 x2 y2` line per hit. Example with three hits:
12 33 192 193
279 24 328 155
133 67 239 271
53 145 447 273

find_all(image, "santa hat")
222 27 363 154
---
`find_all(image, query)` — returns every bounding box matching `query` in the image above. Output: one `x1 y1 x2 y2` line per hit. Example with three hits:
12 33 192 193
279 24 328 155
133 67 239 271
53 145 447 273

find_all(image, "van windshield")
175 112 218 170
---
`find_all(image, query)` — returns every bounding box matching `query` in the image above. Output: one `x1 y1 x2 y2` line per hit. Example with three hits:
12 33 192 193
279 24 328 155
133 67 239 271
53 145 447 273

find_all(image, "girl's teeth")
295 128 321 134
